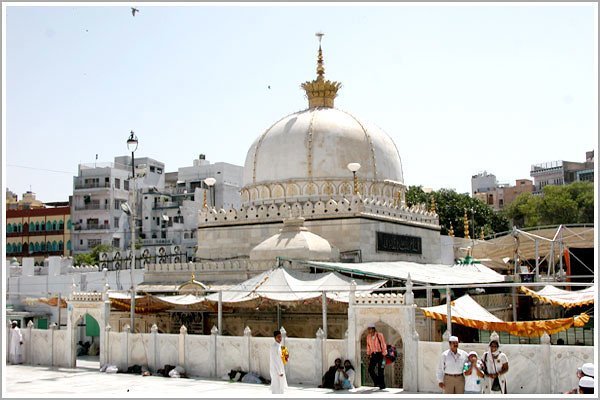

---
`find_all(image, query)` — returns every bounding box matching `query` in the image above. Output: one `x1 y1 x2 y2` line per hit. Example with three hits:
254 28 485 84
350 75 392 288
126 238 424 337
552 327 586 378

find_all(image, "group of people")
319 358 356 390
565 362 595 394
270 324 389 394
436 335 509 394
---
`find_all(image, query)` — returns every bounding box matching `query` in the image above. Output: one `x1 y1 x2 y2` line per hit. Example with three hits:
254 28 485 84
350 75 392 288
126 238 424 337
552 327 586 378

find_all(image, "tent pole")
277 304 281 330
426 287 432 341
534 239 540 280
218 291 222 335
322 291 327 339
446 285 452 338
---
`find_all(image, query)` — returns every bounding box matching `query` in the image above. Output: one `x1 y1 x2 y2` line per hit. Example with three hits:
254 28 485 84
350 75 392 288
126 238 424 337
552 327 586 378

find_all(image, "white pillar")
322 291 327 339
315 327 325 385
210 325 218 378
218 291 223 335
446 285 452 337
122 324 130 371
151 324 158 372
27 320 34 365
540 332 552 393
179 325 187 372
243 326 252 372
104 325 111 367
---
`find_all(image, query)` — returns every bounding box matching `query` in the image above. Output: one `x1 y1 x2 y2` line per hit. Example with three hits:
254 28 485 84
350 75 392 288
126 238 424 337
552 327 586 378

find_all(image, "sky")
3 2 598 202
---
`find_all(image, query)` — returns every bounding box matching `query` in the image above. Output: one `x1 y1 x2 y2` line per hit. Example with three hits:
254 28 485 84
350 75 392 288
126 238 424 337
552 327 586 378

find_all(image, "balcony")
74 204 110 211
74 182 111 190
73 224 111 231
141 238 173 246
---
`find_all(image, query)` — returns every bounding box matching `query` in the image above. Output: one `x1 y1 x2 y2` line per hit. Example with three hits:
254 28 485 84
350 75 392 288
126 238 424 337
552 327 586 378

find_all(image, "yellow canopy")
420 294 590 337
519 285 595 309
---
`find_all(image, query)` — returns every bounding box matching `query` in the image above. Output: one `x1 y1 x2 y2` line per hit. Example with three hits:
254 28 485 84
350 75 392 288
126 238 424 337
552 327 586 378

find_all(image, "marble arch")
66 293 110 368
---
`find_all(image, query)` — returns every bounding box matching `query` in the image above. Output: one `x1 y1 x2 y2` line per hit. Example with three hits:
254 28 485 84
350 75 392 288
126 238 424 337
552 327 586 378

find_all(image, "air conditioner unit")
112 251 122 262
157 246 168 264
99 252 109 269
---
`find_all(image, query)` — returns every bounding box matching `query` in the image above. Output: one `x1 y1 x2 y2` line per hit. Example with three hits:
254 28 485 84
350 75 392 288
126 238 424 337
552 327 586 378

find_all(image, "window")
114 217 119 228
112 238 120 248
150 166 155 172
115 178 121 189
124 180 130 190
88 239 101 249
156 167 163 174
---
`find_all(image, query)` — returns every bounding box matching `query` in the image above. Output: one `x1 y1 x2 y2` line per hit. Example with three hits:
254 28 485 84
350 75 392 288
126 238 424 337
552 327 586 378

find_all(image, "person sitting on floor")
319 358 342 388
334 360 356 390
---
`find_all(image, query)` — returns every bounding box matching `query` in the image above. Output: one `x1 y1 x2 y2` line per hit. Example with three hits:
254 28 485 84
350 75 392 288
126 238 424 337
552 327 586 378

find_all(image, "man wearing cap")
269 330 288 394
366 323 387 390
578 376 594 394
9 321 23 364
581 362 595 378
436 335 468 394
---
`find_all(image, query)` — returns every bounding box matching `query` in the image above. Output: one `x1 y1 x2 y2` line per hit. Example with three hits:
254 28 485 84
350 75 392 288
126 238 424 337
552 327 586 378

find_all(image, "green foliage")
406 186 509 237
74 244 116 266
503 182 594 227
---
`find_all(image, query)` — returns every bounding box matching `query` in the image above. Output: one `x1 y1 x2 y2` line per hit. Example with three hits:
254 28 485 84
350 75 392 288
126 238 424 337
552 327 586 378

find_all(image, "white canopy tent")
204 267 387 304
519 285 595 309
304 260 506 285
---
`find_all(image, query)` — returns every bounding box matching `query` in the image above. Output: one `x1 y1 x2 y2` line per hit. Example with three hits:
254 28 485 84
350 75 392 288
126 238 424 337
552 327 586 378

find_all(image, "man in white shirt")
9 321 24 364
269 330 288 394
436 335 468 394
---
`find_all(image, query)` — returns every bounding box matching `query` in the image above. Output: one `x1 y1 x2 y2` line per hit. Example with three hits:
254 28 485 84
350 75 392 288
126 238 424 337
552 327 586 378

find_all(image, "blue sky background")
4 3 597 202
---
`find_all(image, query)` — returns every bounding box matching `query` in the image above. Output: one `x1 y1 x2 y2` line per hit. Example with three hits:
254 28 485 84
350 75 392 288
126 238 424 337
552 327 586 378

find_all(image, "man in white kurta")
269 330 287 394
9 321 23 364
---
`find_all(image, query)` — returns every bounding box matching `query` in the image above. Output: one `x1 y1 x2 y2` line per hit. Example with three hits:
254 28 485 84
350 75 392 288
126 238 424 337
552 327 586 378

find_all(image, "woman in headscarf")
482 340 509 394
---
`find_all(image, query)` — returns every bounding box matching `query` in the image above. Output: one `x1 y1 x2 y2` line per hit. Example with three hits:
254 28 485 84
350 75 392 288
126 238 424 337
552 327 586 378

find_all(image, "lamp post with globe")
124 131 138 332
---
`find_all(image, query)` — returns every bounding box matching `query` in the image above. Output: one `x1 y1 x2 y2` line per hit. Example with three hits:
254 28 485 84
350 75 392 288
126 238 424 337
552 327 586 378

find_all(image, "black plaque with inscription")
376 231 422 255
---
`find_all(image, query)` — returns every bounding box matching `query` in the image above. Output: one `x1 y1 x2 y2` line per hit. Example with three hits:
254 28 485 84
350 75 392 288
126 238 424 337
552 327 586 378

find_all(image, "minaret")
463 210 470 239
301 32 342 109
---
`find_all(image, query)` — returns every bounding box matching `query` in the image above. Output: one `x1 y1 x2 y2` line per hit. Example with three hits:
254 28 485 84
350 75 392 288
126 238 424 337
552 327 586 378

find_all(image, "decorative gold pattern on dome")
301 32 342 109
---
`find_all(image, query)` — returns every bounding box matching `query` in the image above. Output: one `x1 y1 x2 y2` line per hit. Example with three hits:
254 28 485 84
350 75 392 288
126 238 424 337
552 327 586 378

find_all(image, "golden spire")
480 227 485 240
301 32 342 109
429 196 436 214
463 210 470 239
448 223 454 237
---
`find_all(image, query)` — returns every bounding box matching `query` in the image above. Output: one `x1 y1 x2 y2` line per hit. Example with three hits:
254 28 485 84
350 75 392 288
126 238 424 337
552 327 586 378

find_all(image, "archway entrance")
359 323 404 388
66 293 109 368
347 288 419 392
75 313 100 368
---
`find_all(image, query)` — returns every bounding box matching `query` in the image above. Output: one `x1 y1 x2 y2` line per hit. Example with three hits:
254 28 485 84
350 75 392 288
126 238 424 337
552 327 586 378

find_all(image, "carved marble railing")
199 195 438 228
70 292 103 302
145 259 273 274
68 265 100 272
353 293 404 305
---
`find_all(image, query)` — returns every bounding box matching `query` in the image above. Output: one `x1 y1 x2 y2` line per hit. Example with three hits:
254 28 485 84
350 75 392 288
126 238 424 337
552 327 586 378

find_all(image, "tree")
406 186 509 237
73 244 115 266
503 181 593 227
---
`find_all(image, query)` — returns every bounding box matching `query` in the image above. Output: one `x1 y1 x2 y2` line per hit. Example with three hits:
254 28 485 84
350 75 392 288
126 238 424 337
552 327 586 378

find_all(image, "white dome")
243 107 404 188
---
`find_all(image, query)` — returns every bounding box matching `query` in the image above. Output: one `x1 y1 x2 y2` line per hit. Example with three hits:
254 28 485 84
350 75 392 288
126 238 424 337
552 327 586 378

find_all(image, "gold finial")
448 223 454 237
480 227 485 240
301 32 342 109
463 210 470 239
191 272 196 281
429 197 436 214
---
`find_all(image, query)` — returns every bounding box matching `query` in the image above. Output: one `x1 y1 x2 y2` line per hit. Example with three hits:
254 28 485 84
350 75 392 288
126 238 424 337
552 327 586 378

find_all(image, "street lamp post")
203 177 216 208
126 130 138 332
346 163 361 195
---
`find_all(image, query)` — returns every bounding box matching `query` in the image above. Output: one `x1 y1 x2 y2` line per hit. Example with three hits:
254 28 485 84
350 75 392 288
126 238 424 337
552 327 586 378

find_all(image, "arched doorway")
347 289 419 392
74 313 101 368
359 323 404 388
66 293 109 368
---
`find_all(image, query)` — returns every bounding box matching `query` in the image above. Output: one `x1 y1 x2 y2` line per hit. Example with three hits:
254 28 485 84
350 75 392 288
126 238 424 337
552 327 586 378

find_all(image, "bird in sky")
268 85 271 89
131 7 139 17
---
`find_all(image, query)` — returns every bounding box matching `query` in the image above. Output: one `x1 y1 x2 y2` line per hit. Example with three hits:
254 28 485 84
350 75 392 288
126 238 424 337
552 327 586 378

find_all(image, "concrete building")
5 192 72 264
70 156 165 254
530 151 594 194
473 178 534 211
471 171 498 197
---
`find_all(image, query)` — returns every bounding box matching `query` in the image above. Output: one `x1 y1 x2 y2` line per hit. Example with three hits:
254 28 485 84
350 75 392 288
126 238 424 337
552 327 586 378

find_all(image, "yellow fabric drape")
421 309 589 337
519 286 595 309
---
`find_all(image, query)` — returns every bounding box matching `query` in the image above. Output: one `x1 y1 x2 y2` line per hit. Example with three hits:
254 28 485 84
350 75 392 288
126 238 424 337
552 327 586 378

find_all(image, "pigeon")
131 7 139 17
268 85 271 89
